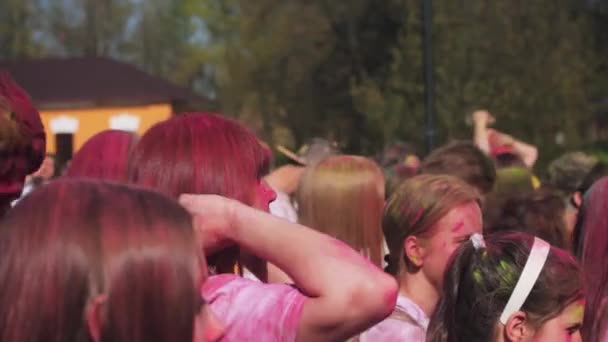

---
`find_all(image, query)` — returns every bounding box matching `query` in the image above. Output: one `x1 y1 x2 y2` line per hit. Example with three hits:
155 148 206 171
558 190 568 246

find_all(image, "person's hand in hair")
179 194 238 254
472 110 495 154
179 193 398 341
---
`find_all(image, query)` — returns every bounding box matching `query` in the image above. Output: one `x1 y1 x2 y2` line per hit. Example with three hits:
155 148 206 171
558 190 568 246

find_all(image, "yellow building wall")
40 103 172 153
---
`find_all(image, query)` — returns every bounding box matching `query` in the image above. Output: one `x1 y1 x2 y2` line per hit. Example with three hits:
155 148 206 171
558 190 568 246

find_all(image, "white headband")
499 237 551 325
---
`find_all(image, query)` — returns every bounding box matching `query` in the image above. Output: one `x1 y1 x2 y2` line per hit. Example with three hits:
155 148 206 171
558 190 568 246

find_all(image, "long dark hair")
427 232 582 342
0 179 203 342
487 187 569 249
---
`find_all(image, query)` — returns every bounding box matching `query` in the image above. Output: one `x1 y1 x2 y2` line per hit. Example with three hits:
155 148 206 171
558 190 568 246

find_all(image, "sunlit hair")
419 141 496 194
427 232 583 342
575 177 608 341
64 130 137 182
129 113 270 203
383 174 480 276
0 179 204 342
297 155 385 267
128 113 270 273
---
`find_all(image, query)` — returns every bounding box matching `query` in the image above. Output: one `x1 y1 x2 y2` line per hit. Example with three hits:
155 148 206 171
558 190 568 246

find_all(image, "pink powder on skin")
450 221 465 233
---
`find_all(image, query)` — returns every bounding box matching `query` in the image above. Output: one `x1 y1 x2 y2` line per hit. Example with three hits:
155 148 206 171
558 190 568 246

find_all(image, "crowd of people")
1 71 606 342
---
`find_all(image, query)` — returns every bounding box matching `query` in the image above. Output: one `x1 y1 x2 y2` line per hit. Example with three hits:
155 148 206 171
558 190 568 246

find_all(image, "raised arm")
509 138 538 168
180 194 398 342
472 110 494 154
490 129 538 168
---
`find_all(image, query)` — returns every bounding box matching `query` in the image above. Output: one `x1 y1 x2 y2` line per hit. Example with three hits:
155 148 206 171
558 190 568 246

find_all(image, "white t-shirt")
359 294 429 342
269 189 298 223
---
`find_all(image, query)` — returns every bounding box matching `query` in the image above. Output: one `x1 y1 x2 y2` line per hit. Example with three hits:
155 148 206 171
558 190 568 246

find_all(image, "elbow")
525 147 539 168
341 273 399 324
365 274 399 320
305 272 398 341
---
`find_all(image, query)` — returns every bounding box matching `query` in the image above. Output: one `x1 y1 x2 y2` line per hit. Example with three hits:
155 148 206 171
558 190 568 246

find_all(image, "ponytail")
427 238 481 342
427 232 582 342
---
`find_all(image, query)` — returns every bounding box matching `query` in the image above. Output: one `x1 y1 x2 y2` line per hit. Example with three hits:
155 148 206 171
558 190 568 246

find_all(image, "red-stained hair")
577 177 608 341
128 113 270 205
0 72 46 213
128 113 270 274
64 130 137 182
0 180 203 342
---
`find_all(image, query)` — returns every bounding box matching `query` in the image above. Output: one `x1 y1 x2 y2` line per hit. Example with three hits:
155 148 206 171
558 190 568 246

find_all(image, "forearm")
473 121 491 154
511 140 538 168
230 204 389 296
229 204 397 341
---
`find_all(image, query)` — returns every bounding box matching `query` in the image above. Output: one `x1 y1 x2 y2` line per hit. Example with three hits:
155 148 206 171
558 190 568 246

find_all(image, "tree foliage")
0 0 606 163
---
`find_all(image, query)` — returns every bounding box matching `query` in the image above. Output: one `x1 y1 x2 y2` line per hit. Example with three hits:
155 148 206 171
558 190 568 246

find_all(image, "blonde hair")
383 174 480 276
297 155 385 267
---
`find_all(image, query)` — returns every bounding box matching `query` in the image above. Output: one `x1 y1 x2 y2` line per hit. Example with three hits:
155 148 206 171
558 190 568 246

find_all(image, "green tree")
33 0 132 57
355 0 597 165
0 0 40 58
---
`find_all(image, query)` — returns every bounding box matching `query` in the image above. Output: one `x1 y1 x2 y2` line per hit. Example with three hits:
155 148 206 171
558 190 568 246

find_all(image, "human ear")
404 235 424 267
504 311 533 342
573 192 583 209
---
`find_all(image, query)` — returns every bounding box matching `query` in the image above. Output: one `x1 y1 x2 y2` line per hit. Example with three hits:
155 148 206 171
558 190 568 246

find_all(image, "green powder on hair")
472 269 483 283
497 259 517 286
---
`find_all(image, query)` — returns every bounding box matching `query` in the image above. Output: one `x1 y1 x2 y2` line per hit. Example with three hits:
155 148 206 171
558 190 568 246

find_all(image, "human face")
420 201 483 289
193 260 225 342
251 179 277 212
529 299 584 342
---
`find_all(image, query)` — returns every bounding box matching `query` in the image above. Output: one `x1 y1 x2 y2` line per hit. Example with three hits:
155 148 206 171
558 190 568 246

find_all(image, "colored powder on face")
451 221 465 233
572 300 585 321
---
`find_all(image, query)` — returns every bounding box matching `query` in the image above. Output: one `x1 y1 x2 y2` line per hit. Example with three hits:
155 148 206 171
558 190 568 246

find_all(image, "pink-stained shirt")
203 274 307 341
358 295 429 342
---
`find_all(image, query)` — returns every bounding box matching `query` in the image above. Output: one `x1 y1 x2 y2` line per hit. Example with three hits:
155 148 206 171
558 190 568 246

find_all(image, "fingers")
178 193 194 206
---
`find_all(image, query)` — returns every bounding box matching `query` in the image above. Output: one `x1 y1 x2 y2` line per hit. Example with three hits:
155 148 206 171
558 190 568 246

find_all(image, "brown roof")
0 57 208 109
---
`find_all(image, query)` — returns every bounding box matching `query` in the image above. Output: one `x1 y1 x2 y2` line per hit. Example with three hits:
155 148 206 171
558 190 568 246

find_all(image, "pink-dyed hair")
0 179 203 342
128 113 270 204
63 130 137 182
128 113 270 274
578 177 608 341
0 72 46 213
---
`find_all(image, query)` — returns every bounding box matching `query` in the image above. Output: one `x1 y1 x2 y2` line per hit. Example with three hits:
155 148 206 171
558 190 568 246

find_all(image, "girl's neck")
398 270 439 318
